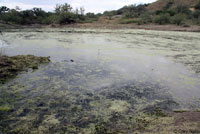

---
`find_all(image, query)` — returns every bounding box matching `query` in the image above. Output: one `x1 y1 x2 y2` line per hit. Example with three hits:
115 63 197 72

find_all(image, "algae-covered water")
0 28 200 133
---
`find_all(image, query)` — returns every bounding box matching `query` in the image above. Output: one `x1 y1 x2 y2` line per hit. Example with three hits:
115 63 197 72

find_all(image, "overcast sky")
0 0 156 13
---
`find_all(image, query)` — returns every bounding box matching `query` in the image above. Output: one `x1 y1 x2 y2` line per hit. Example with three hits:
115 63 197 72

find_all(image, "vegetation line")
0 0 200 27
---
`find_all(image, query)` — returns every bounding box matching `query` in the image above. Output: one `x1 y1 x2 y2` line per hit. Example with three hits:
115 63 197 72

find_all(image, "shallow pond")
0 28 200 133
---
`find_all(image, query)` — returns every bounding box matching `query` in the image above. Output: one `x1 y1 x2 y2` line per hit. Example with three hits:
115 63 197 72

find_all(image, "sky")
0 0 156 13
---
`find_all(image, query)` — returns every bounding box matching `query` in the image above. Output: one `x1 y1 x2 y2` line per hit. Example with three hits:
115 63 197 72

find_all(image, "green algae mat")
0 55 50 84
0 28 200 134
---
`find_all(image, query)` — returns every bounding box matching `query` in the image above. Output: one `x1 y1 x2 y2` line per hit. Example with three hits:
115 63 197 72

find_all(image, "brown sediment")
0 55 50 84
173 111 200 126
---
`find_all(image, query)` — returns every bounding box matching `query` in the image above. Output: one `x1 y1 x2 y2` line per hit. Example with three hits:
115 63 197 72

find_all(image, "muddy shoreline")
65 23 200 32
1 23 200 32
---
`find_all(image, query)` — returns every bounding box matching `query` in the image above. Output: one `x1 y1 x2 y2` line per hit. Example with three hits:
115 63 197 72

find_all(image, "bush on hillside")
193 10 200 19
154 13 170 24
171 14 186 25
195 1 200 10
139 13 153 24
175 5 191 15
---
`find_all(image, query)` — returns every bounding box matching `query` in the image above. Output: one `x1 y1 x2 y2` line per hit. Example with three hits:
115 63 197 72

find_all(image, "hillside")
147 0 199 11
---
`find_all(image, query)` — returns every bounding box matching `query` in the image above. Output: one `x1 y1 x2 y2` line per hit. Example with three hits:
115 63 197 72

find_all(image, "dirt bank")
57 16 200 32
63 23 200 32
0 55 50 84
1 21 200 32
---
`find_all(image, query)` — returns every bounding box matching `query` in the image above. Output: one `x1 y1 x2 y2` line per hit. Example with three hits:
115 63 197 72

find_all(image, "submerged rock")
0 55 50 84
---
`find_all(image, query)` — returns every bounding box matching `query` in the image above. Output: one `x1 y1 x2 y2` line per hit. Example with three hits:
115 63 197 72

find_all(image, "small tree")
58 12 76 24
15 6 21 11
172 14 186 25
79 7 85 15
20 10 35 24
55 3 72 14
32 8 45 17
0 6 9 14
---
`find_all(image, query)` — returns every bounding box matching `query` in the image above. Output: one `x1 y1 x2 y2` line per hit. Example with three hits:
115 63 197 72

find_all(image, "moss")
0 55 50 84
108 100 130 113
0 105 11 112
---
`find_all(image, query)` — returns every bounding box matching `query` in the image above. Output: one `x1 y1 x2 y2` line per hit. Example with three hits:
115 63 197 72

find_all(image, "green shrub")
117 4 146 18
175 5 191 15
195 1 200 10
155 9 176 16
42 15 60 24
58 13 77 24
171 14 186 25
153 13 170 24
193 10 200 24
140 13 153 24
193 10 200 19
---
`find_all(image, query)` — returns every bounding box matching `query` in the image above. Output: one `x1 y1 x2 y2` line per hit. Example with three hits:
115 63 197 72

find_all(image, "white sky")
0 0 156 13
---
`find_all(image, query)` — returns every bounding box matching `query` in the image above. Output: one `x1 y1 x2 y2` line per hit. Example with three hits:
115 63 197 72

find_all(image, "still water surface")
0 28 200 133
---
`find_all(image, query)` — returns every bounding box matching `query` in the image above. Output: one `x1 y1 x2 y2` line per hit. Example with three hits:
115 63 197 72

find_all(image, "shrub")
193 10 200 24
171 14 186 25
153 13 170 24
58 12 77 24
42 15 60 24
175 5 191 15
165 9 176 16
140 13 153 24
119 4 147 18
193 10 200 19
195 1 200 10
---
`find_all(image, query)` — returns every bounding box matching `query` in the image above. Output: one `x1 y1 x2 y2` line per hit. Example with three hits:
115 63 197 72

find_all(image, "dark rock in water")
70 59 74 62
